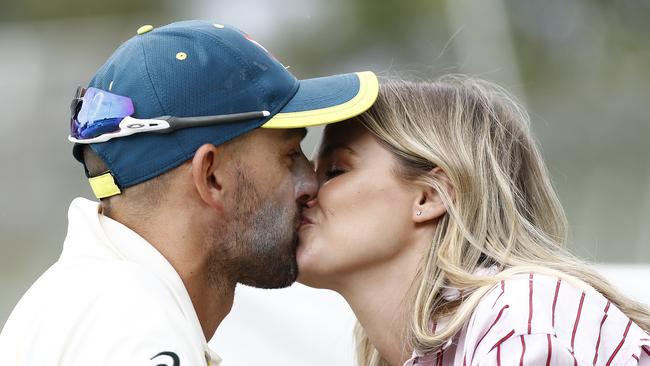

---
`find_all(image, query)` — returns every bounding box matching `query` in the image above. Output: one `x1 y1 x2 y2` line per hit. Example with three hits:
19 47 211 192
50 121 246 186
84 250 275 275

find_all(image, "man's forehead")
245 127 306 142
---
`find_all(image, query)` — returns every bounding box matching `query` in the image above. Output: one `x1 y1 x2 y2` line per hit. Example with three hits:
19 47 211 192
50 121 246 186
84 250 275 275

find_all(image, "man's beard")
207 168 301 289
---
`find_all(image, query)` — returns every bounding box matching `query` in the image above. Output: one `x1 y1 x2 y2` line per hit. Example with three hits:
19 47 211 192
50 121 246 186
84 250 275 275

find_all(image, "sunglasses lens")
70 87 135 140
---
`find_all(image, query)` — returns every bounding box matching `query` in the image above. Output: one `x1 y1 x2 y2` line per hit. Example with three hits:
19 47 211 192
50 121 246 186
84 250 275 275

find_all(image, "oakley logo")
150 351 180 366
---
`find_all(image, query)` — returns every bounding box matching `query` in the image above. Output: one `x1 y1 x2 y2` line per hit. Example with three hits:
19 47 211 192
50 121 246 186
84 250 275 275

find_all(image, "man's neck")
105 204 235 341
173 256 236 340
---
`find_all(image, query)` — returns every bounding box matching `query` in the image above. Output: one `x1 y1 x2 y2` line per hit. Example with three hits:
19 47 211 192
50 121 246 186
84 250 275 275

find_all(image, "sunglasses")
68 86 269 144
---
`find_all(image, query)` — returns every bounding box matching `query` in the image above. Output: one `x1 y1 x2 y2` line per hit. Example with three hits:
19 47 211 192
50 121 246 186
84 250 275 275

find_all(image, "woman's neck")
335 245 426 366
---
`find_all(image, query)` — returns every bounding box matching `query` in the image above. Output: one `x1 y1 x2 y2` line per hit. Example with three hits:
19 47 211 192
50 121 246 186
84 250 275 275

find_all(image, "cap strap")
88 172 122 199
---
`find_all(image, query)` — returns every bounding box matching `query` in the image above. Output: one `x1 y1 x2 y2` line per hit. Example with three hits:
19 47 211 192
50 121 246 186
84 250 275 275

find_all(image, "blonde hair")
353 76 650 366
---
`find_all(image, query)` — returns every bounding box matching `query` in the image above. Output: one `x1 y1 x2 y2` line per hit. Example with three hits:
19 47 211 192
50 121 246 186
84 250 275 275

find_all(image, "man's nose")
293 156 318 205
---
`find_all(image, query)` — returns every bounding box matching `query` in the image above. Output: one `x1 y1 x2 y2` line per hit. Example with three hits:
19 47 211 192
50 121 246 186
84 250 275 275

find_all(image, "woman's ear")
412 167 454 223
191 143 226 211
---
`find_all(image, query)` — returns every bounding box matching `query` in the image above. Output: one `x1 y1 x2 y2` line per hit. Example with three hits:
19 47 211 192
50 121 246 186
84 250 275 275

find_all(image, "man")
0 20 378 365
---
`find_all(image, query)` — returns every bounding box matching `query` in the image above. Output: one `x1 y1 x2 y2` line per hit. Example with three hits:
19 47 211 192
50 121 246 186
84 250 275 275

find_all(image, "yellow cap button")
176 52 187 60
137 25 154 35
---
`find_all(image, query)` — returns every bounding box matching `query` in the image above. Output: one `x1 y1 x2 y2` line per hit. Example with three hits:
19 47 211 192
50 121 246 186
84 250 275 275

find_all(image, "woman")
297 76 650 365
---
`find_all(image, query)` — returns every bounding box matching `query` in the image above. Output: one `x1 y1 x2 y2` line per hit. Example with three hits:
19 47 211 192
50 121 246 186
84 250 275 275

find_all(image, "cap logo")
244 34 284 67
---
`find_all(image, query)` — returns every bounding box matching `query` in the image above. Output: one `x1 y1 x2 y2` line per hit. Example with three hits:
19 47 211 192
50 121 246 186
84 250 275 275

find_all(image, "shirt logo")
150 351 180 366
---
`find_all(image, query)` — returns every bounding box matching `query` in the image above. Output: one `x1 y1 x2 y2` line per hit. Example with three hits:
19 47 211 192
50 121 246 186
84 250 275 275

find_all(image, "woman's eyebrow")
319 143 357 158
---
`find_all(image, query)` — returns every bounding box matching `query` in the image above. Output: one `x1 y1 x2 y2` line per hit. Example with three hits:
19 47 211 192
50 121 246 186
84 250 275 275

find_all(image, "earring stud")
416 211 422 216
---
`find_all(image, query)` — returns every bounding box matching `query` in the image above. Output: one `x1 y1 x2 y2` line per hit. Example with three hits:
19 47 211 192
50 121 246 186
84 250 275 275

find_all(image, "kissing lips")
300 214 314 227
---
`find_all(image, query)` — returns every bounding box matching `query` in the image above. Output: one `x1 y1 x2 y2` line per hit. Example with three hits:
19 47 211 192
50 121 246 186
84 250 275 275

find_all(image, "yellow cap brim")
262 71 379 129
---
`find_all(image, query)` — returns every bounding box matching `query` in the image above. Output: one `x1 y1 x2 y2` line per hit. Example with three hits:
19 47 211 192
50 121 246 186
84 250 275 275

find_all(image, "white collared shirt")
404 272 650 366
0 198 221 366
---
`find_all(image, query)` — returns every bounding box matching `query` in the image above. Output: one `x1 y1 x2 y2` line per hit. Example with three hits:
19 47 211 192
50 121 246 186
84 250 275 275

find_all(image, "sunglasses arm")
68 111 269 144
160 111 270 132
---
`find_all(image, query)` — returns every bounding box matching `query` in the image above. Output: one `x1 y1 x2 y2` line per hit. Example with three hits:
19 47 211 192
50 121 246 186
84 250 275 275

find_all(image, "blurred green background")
1 0 649 327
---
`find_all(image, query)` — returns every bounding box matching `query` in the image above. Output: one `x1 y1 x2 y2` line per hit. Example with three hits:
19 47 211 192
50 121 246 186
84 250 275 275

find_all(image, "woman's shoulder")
463 272 650 365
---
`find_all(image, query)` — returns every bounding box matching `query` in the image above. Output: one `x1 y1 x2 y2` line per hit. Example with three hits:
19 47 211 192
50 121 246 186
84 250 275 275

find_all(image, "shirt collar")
402 266 499 366
403 319 454 366
62 197 221 364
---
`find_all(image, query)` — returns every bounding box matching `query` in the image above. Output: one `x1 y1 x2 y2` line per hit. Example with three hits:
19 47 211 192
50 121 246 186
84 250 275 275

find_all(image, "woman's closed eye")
323 164 346 180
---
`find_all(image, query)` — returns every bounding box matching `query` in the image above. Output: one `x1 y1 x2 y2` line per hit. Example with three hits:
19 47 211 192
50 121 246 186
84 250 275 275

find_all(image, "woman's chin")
295 242 317 285
296 240 329 288
296 226 316 268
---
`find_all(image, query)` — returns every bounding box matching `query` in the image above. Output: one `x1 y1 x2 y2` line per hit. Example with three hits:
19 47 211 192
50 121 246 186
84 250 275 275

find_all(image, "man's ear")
412 167 455 223
191 144 227 211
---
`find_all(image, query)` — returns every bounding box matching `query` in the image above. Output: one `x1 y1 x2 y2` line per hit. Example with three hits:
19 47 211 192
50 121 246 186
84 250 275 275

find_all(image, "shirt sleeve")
476 333 577 366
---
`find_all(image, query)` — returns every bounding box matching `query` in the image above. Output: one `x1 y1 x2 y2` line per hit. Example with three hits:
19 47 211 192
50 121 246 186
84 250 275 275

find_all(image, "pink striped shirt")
404 273 650 366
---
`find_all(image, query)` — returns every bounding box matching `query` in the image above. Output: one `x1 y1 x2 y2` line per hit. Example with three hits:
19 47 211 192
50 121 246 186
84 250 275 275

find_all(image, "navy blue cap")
73 20 378 192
